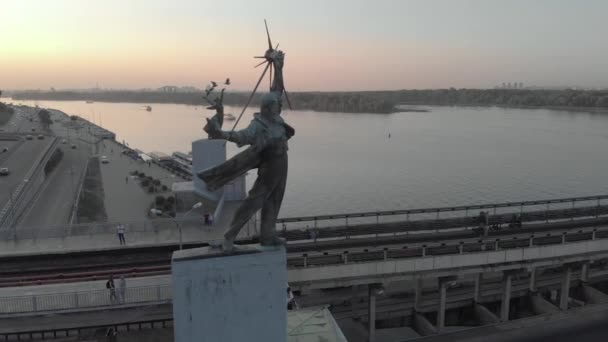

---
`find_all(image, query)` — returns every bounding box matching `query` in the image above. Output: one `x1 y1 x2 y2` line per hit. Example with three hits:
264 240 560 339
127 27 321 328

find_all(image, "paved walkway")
98 139 184 222
0 201 256 257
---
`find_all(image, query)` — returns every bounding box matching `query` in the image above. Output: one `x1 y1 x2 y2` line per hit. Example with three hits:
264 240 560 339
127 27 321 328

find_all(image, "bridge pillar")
414 278 423 311
529 267 537 293
500 272 513 321
473 273 482 303
351 285 359 319
581 262 589 283
560 266 572 310
437 276 456 331
368 284 381 342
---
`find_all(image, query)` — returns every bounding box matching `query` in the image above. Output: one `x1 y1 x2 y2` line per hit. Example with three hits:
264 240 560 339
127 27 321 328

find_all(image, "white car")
0 168 9 176
101 156 109 164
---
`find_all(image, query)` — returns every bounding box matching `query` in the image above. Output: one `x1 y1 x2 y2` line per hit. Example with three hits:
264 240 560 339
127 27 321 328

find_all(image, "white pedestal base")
172 244 287 342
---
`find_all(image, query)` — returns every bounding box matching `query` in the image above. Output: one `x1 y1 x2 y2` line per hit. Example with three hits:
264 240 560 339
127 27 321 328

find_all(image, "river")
8 98 608 218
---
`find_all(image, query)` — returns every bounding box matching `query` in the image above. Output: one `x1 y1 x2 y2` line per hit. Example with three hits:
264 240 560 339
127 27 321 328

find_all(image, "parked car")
62 139 67 144
2 147 8 152
37 135 44 140
0 168 9 176
71 144 77 149
25 135 33 140
101 156 109 164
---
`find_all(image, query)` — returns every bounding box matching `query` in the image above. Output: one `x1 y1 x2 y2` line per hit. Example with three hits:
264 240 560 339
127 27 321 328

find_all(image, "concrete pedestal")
172 244 287 342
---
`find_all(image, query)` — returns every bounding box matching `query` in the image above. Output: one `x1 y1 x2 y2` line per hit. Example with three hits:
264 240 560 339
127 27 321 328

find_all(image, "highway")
17 111 94 227
0 139 51 210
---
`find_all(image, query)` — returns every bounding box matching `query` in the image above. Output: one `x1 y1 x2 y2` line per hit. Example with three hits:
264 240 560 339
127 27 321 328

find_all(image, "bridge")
4 194 608 341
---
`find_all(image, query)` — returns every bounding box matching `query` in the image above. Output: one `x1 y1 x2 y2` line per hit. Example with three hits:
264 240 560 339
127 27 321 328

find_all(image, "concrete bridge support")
437 276 457 331
367 284 378 342
582 284 608 304
414 278 423 311
473 273 482 303
474 303 500 325
560 266 572 310
501 272 513 321
529 267 538 293
530 294 560 314
412 313 437 336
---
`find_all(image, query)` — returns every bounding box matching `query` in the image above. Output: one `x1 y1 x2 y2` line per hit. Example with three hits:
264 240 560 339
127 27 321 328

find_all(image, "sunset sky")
1 0 607 91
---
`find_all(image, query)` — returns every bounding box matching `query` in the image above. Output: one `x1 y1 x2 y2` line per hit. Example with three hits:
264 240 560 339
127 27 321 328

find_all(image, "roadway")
0 139 51 210
17 110 94 227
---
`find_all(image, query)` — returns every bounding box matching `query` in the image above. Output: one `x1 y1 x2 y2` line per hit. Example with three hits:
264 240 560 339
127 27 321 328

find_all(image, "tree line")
12 90 396 114
11 88 608 113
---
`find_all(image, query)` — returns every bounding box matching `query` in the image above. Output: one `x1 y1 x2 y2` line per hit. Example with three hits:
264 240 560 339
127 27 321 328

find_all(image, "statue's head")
260 92 282 116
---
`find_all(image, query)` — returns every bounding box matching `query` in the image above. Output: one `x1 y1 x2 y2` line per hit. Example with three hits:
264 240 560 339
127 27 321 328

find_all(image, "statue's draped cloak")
198 113 295 191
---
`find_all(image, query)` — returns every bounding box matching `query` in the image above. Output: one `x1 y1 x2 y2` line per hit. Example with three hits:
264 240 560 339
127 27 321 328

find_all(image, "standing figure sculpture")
199 48 294 250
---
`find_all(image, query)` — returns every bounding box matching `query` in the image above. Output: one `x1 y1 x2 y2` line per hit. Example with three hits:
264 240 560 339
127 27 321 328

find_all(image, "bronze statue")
198 22 294 250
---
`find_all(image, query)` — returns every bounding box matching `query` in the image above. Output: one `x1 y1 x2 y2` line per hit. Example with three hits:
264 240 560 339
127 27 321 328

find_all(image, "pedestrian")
106 275 117 303
208 213 214 225
125 176 128 184
118 275 127 303
287 286 298 310
117 223 126 245
204 213 210 225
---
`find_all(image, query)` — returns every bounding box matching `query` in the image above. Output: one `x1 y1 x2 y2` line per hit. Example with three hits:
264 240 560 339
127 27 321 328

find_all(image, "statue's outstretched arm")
268 50 285 95
205 118 258 147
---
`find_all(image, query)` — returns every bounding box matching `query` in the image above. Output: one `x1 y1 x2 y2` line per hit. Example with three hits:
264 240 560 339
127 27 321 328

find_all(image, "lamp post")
150 202 202 250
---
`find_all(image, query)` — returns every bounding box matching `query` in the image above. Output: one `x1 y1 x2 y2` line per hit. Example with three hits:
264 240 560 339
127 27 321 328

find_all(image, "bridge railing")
0 217 219 241
276 194 608 231
287 225 608 269
2 195 608 243
0 283 171 315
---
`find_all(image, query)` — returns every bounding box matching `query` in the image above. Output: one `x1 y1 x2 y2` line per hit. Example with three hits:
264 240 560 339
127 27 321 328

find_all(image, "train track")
3 215 608 287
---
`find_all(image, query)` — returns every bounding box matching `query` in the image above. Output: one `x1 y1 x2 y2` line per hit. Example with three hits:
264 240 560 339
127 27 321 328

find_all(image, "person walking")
117 223 126 245
106 275 117 303
125 176 128 184
118 275 127 303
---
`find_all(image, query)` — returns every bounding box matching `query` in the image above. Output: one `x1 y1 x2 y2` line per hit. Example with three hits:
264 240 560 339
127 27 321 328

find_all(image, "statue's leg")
224 181 268 242
259 155 288 245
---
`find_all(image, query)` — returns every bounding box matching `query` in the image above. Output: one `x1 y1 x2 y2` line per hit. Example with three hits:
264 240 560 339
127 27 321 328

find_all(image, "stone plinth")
172 245 287 342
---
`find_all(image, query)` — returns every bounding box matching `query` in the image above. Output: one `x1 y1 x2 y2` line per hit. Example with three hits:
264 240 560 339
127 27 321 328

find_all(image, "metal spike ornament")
230 19 292 132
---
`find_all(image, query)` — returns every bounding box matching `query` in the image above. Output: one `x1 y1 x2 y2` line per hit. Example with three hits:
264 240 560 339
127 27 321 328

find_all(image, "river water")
9 98 608 217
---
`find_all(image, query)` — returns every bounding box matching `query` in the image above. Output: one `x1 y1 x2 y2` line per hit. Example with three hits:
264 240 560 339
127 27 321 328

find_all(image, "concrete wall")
192 139 225 196
172 245 287 342
191 138 246 201
289 239 608 290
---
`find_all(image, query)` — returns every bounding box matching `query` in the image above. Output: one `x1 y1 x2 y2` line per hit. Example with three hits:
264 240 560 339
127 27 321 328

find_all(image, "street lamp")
150 202 202 250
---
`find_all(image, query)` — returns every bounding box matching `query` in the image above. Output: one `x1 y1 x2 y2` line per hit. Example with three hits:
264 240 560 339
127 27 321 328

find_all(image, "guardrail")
277 194 608 229
0 283 171 315
287 226 608 269
1 318 173 341
0 217 215 241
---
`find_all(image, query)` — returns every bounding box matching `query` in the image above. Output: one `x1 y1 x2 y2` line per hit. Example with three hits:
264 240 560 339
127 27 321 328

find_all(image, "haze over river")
10 99 608 218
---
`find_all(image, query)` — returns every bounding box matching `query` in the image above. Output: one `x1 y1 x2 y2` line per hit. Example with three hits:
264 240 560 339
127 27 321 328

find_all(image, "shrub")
163 203 172 212
141 179 150 187
155 196 165 206
166 196 175 204
148 186 154 193
153 179 161 186
139 172 146 178
130 170 138 176
161 185 168 192
168 211 176 218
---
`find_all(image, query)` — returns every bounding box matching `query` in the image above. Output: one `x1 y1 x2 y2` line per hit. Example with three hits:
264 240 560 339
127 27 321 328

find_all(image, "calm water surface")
11 99 608 217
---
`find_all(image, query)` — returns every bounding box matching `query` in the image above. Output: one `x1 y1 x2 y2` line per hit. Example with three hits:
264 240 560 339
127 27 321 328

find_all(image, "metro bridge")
4 194 608 341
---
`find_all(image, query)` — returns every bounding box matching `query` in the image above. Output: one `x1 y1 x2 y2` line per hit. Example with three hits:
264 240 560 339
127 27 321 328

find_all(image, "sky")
1 0 608 91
